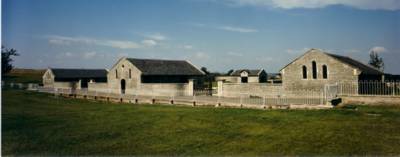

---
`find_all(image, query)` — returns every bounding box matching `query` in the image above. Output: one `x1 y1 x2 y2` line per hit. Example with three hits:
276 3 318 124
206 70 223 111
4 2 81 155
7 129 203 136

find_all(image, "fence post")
392 81 395 96
192 93 196 106
263 95 266 109
240 93 243 106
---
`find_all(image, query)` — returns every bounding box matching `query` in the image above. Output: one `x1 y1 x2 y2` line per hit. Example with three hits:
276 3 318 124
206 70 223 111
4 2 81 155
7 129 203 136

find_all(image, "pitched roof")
50 68 108 79
231 69 264 76
325 53 383 75
126 58 205 76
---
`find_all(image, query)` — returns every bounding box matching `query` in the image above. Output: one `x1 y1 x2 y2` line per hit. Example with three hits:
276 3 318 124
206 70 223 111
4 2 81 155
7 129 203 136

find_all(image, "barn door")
121 79 126 94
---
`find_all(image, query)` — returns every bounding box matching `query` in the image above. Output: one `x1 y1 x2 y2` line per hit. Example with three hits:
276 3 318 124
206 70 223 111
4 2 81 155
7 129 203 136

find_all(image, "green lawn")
3 68 45 84
2 89 400 156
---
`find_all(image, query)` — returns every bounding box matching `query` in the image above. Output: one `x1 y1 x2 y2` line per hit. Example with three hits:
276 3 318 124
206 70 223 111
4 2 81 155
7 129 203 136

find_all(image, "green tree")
226 69 234 75
368 50 384 71
2 46 19 75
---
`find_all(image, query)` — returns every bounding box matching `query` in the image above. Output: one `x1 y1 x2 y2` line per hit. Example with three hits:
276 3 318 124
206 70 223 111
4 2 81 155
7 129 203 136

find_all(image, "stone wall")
218 82 283 97
53 82 80 89
281 49 359 91
42 69 54 88
341 95 400 105
248 76 260 83
107 58 142 94
133 83 190 96
88 82 109 93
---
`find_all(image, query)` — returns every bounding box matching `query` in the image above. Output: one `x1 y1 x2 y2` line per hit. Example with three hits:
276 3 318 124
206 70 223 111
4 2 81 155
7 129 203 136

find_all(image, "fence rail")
336 81 400 96
4 82 333 109
34 87 329 107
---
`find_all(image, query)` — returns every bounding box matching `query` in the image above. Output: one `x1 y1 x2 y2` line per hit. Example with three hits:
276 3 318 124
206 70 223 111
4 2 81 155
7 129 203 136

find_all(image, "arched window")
302 66 307 79
116 69 118 78
322 65 328 79
312 61 317 79
129 69 132 79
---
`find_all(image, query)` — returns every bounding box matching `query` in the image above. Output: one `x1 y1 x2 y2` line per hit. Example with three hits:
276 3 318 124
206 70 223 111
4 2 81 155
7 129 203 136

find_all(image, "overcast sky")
2 0 400 73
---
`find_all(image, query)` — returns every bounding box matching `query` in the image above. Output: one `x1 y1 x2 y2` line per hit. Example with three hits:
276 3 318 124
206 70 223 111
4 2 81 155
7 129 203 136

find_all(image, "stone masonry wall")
219 82 283 97
281 49 359 91
107 58 142 94
88 82 109 93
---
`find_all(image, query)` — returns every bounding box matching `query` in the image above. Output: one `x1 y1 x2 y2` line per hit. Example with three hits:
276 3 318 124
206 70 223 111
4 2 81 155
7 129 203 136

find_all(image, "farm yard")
3 88 400 156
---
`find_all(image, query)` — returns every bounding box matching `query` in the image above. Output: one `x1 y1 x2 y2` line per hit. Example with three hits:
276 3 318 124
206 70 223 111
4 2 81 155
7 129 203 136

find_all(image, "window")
302 66 307 79
322 65 328 79
129 69 132 79
116 69 118 78
241 77 248 83
312 61 317 79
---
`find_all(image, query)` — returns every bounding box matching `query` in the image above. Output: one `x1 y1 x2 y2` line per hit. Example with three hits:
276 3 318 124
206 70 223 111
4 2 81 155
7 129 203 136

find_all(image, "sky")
2 0 400 73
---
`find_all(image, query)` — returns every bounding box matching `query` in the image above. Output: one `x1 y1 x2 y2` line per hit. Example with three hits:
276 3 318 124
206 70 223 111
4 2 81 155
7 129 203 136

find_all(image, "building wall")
88 82 109 93
107 58 142 93
219 82 283 97
53 82 80 89
281 50 360 91
133 83 190 96
42 69 55 88
248 76 260 83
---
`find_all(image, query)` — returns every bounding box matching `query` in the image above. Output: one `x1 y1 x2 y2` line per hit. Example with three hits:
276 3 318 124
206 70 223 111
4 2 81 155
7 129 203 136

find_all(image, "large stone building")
216 69 267 83
42 68 108 89
280 48 384 91
105 57 205 95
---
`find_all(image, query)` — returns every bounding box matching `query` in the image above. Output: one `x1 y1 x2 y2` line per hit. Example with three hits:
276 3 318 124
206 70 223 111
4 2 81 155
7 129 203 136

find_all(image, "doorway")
121 79 126 94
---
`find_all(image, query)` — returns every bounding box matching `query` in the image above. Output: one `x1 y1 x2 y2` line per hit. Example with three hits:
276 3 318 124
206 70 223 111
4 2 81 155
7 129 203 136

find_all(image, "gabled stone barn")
280 49 384 91
107 57 205 94
42 68 108 89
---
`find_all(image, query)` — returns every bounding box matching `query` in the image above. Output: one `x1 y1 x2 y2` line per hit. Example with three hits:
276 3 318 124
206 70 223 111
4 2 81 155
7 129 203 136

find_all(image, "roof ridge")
51 68 107 70
126 57 186 62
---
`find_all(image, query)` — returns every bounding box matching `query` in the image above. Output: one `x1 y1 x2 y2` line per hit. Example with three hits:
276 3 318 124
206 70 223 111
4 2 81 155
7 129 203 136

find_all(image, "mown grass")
3 68 45 84
2 89 400 156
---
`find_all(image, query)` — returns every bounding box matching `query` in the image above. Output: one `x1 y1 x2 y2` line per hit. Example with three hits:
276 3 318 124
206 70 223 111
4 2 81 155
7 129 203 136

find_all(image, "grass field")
2 89 400 156
3 68 45 84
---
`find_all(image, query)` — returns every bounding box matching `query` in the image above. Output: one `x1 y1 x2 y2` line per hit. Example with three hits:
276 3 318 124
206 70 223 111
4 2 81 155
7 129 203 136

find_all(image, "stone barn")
216 69 267 83
42 68 108 89
280 48 384 91
106 57 205 95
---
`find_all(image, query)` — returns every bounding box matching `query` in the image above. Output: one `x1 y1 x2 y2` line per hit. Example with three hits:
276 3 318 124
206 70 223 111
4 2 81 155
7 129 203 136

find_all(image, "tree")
200 67 210 75
2 46 19 75
226 69 234 75
368 50 384 71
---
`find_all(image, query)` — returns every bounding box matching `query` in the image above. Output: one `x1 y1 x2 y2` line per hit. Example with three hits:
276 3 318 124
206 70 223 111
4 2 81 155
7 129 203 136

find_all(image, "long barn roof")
126 58 205 76
50 68 108 79
325 53 383 75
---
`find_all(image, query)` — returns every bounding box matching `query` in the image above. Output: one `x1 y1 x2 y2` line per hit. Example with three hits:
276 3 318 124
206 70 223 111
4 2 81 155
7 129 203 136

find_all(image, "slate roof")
325 53 384 75
50 68 108 79
126 58 204 76
231 69 264 76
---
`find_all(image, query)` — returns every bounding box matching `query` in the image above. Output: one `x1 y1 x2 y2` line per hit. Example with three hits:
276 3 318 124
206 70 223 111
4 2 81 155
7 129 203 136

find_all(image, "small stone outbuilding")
42 68 108 89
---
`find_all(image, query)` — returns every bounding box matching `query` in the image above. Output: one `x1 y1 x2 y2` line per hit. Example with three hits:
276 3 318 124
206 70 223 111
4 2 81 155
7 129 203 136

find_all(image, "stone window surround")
302 65 307 79
322 64 328 79
302 61 330 80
